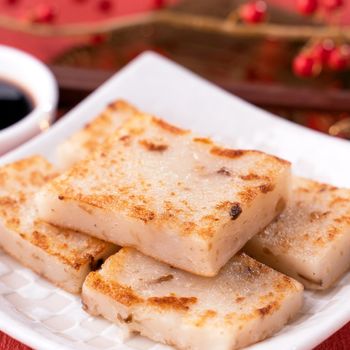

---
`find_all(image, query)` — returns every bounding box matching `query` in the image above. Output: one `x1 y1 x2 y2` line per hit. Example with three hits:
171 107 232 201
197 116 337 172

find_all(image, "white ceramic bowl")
0 45 58 155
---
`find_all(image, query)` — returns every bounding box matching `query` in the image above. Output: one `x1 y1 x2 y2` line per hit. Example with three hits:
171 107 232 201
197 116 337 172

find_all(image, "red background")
0 0 349 349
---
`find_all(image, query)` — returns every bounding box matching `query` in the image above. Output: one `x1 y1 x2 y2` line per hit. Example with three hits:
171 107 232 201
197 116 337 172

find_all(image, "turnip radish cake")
0 156 117 293
57 99 139 169
36 108 291 276
82 248 303 350
245 176 350 290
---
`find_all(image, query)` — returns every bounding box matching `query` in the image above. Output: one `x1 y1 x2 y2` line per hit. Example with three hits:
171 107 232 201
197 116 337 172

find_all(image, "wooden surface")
51 65 350 112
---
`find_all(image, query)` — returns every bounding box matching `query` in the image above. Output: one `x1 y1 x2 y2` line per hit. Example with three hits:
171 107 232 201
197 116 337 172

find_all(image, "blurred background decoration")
1 0 350 139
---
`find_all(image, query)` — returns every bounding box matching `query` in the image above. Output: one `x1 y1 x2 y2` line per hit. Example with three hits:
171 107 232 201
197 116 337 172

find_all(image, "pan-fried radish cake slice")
82 248 303 350
57 100 139 169
0 156 117 293
245 176 350 290
36 111 291 276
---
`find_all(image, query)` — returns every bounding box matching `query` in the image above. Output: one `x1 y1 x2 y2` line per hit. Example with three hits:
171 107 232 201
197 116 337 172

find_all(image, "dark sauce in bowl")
0 80 34 130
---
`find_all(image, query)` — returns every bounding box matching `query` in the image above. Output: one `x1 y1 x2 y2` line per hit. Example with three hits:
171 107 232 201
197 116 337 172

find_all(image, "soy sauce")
0 80 34 130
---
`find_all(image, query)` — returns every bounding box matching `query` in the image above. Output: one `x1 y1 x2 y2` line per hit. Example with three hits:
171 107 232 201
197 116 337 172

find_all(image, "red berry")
98 0 112 12
5 0 20 5
328 46 350 71
297 0 318 15
90 34 106 45
322 0 343 10
293 54 318 77
239 1 267 24
154 0 166 9
33 4 56 23
312 40 335 63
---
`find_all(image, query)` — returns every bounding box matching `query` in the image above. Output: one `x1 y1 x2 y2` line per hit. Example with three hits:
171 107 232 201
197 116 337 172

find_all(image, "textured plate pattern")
0 249 163 350
0 53 350 350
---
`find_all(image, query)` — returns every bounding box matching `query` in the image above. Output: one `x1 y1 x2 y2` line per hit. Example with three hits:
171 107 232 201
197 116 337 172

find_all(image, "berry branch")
293 0 349 76
0 10 349 39
0 0 349 77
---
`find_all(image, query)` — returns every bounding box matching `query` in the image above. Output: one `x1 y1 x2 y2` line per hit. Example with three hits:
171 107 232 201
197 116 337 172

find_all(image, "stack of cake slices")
1 100 350 350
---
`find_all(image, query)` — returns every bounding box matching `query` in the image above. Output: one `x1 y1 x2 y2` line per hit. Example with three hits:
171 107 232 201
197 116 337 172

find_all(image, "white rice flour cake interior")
245 176 350 290
0 156 117 293
82 248 304 350
37 110 291 276
56 100 140 169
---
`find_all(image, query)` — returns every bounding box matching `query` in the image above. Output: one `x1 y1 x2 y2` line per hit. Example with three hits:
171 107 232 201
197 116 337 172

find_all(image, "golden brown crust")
85 272 143 306
81 113 116 153
86 270 197 312
148 296 197 311
256 301 280 317
19 221 110 270
240 173 269 181
84 249 302 333
257 176 350 257
59 99 142 163
139 139 168 152
210 147 245 159
296 179 337 193
51 101 290 242
193 137 213 145
9 156 45 172
259 183 275 194
226 256 298 324
0 197 18 212
0 156 53 221
31 230 49 250
238 253 272 278
0 156 112 270
129 205 156 223
225 300 281 324
238 188 258 204
194 310 217 327
107 99 141 114
269 155 291 166
152 117 189 135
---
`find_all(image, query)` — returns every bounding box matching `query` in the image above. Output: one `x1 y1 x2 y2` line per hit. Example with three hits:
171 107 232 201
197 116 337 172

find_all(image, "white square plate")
0 52 349 350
